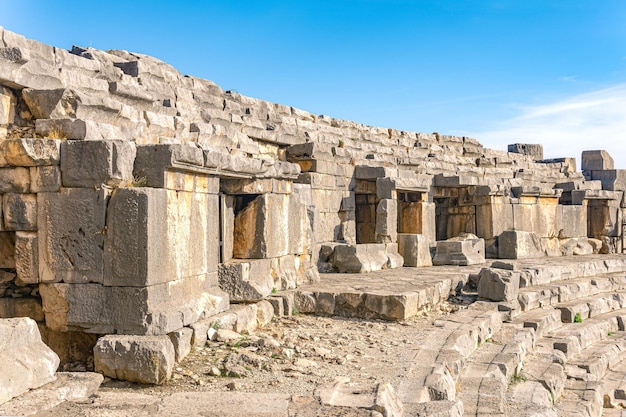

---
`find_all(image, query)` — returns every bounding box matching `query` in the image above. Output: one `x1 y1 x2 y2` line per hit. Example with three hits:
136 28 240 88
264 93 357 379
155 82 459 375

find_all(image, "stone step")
557 379 604 417
601 361 626 409
546 312 624 360
514 307 564 338
565 334 626 381
294 265 482 320
518 273 626 313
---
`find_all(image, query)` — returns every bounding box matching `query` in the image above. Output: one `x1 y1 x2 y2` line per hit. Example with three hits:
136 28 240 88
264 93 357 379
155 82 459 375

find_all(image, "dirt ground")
99 302 460 398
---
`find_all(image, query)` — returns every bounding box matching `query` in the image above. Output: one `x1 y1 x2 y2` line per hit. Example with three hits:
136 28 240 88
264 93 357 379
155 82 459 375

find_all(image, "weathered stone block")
0 139 61 166
582 150 614 172
376 199 397 243
3 193 37 230
0 318 59 404
590 169 626 191
0 232 16 268
432 237 485 266
478 268 520 302
38 189 108 283
14 231 38 284
498 230 543 259
218 259 273 302
233 194 291 259
35 118 124 141
29 166 60 192
39 276 229 335
397 233 432 267
133 143 204 188
256 300 274 327
168 327 193 362
0 298 44 321
93 335 175 384
0 86 16 125
104 188 219 287
330 243 392 273
61 140 136 187
507 143 543 160
0 167 30 193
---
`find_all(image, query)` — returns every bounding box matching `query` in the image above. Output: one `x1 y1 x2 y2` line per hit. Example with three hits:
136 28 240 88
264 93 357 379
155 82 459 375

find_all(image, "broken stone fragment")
0 317 60 404
477 267 521 302
93 335 175 385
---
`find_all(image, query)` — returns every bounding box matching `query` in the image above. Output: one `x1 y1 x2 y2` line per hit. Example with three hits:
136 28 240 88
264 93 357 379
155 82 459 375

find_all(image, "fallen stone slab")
0 317 60 405
432 235 485 266
478 267 521 302
316 381 403 417
0 372 103 416
93 335 175 384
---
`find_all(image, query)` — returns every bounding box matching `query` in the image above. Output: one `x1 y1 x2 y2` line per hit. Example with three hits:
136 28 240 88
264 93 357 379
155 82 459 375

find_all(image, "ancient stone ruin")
1 27 626 416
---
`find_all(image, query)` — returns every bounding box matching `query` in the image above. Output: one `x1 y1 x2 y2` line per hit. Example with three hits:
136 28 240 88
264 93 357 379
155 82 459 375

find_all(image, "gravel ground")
99 302 460 398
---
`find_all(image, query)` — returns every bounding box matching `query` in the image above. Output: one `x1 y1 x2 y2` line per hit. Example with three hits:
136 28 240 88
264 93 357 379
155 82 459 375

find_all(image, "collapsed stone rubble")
1 27 626 416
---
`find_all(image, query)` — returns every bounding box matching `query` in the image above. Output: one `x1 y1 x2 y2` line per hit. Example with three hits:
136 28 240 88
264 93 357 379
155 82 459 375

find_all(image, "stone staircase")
284 255 626 416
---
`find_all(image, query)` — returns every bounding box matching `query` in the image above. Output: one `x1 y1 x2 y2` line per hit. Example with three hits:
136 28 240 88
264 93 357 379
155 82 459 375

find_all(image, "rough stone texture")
167 327 193 362
330 244 394 273
218 260 273 302
432 236 485 266
39 277 229 335
3 192 37 230
477 267 521 302
397 233 432 267
316 381 403 417
61 140 136 187
498 230 544 259
38 188 109 284
93 335 175 384
582 150 614 172
0 372 103 416
0 167 30 193
0 317 60 404
508 143 543 161
14 231 38 284
0 138 61 166
133 143 204 188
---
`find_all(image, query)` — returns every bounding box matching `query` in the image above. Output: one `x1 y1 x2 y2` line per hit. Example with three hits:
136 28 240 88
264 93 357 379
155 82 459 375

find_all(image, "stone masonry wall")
1 27 625 365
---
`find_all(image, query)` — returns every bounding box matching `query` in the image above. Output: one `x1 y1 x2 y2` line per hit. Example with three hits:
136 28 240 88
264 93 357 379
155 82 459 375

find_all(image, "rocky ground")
34 301 466 416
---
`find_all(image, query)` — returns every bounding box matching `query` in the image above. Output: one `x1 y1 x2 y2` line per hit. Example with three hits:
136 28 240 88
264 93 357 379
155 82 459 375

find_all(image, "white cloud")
472 83 626 169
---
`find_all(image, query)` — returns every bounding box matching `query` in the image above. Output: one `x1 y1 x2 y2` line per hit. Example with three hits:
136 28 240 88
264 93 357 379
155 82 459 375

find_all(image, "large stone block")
3 193 37 230
498 230 543 259
35 118 121 141
0 167 30 193
397 233 432 267
14 231 38 284
0 86 16 125
508 143 543 160
330 243 393 273
590 169 626 191
0 139 61 166
133 143 204 188
93 335 175 384
478 268 520 302
582 150 614 172
38 189 109 283
233 194 290 259
0 318 59 404
61 140 136 188
29 166 60 192
375 199 397 243
218 259 273 302
39 275 229 335
432 236 485 266
105 188 219 287
0 232 16 268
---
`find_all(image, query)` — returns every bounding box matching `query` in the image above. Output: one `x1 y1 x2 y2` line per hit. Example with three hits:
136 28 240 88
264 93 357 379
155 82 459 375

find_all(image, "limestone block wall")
0 25 625 335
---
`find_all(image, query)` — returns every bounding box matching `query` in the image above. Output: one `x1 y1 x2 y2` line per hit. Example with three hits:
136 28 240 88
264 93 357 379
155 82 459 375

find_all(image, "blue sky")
4 1 626 167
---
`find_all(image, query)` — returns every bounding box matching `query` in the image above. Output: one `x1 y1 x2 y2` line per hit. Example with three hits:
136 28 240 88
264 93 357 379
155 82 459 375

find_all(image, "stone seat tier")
517 273 626 313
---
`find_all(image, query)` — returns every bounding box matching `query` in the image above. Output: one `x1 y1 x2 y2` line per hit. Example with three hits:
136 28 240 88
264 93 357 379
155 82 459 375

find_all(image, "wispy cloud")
472 84 626 169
